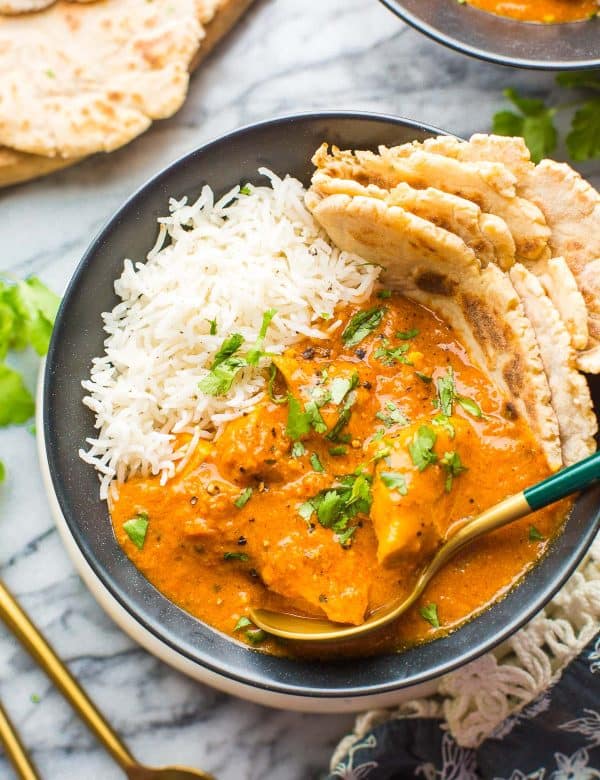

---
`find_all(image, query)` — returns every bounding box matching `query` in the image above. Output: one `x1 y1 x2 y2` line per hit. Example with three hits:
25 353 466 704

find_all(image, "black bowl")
380 0 600 70
43 112 600 704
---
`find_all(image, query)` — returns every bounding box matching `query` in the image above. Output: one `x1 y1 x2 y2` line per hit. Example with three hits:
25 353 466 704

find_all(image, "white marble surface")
1 1 598 778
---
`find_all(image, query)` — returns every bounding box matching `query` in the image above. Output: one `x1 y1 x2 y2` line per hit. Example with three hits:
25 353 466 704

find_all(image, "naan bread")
307 180 562 472
0 0 94 13
510 264 596 466
310 172 516 269
413 134 599 369
312 144 550 264
0 0 207 158
535 256 589 352
0 0 254 186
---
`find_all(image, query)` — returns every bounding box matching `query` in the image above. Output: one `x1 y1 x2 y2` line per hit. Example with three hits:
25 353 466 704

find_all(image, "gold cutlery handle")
0 580 136 773
0 701 40 780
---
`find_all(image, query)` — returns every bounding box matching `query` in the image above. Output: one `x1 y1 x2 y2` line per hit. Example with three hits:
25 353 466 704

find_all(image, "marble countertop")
1 1 598 778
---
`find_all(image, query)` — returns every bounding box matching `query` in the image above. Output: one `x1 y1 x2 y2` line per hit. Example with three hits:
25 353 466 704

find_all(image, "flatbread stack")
306 134 599 471
0 0 254 187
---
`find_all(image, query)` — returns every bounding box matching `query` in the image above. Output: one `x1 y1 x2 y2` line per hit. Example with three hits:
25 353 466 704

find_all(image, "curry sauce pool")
110 292 569 657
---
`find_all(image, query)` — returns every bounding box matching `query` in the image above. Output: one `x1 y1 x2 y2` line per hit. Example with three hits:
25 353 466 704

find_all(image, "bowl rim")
379 0 600 70
43 110 600 700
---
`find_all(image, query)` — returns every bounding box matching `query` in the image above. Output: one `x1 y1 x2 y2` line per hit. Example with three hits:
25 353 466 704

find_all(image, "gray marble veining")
0 1 598 778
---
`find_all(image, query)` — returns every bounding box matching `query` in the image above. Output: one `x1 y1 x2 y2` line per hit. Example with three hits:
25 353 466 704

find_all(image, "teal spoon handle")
525 451 600 511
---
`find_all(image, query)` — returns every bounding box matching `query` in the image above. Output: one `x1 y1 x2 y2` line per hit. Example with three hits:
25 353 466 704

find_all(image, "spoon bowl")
250 453 600 642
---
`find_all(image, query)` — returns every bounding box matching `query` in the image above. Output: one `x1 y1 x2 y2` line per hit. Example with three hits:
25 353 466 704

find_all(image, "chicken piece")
369 420 467 568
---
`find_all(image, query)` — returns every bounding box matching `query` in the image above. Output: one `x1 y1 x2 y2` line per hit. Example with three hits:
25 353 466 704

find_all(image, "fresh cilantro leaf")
291 441 306 458
329 445 348 456
566 98 600 161
377 289 392 299
432 413 455 439
245 628 266 644
395 328 419 340
267 363 287 404
440 451 467 492
212 333 244 367
335 525 357 546
415 371 432 384
435 367 456 416
298 501 314 522
0 461 5 483
529 524 544 542
234 487 253 508
341 307 386 347
376 401 408 428
305 400 328 434
315 490 346 527
374 339 410 366
247 309 277 365
303 473 372 545
207 318 217 335
420 602 440 628
329 372 359 405
370 427 386 443
380 471 408 495
223 552 249 562
2 278 60 356
239 184 252 195
198 355 247 396
408 425 438 471
556 70 600 90
30 693 41 704
493 88 557 163
310 453 325 472
457 395 483 418
123 512 149 550
0 364 35 426
371 446 390 463
285 393 311 440
233 616 253 631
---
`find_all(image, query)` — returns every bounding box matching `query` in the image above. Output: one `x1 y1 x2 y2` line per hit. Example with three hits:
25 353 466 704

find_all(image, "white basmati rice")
80 169 380 499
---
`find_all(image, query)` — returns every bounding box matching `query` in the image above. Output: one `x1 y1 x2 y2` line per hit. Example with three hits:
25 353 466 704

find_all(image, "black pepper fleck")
356 348 366 359
302 347 315 360
237 536 247 546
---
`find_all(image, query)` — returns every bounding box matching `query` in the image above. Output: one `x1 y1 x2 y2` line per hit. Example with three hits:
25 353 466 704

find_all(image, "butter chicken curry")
110 292 568 656
463 0 597 23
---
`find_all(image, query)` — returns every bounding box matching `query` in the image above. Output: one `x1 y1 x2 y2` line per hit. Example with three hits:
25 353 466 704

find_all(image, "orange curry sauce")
110 293 569 658
464 0 596 23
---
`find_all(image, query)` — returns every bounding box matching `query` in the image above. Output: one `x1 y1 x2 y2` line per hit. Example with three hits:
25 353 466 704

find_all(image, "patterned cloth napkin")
326 631 600 779
326 537 600 779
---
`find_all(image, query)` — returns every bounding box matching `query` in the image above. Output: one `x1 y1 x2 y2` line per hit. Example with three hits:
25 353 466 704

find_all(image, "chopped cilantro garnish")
374 340 410 366
267 363 287 404
325 392 355 442
300 473 372 546
329 445 348 456
233 616 252 631
310 453 325 472
123 512 149 550
408 426 438 471
440 451 467 492
529 525 544 542
234 487 253 508
246 628 266 644
415 371 432 384
198 355 247 396
285 393 311 440
420 603 440 628
30 693 41 704
341 307 386 348
291 441 306 458
435 367 456 416
247 309 277 365
371 427 386 443
376 401 408 428
432 413 455 439
371 446 390 463
329 372 359 405
298 501 314 523
320 312 332 320
336 525 358 546
380 471 408 495
457 395 483 418
239 184 252 195
396 328 419 340
207 318 217 335
305 400 328 434
212 333 244 365
377 289 392 299
223 552 249 562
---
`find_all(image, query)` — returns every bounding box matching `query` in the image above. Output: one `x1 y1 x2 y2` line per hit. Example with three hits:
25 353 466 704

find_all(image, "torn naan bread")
411 134 599 368
510 264 596 465
307 183 562 472
535 257 589 352
0 0 205 157
310 172 516 269
0 0 94 13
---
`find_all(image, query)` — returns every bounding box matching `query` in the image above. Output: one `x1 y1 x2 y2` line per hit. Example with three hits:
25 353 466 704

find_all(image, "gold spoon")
0 699 41 780
250 451 600 642
0 580 214 780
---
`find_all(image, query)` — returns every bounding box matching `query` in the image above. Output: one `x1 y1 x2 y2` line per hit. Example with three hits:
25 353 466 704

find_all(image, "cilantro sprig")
342 307 385 348
492 72 600 163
